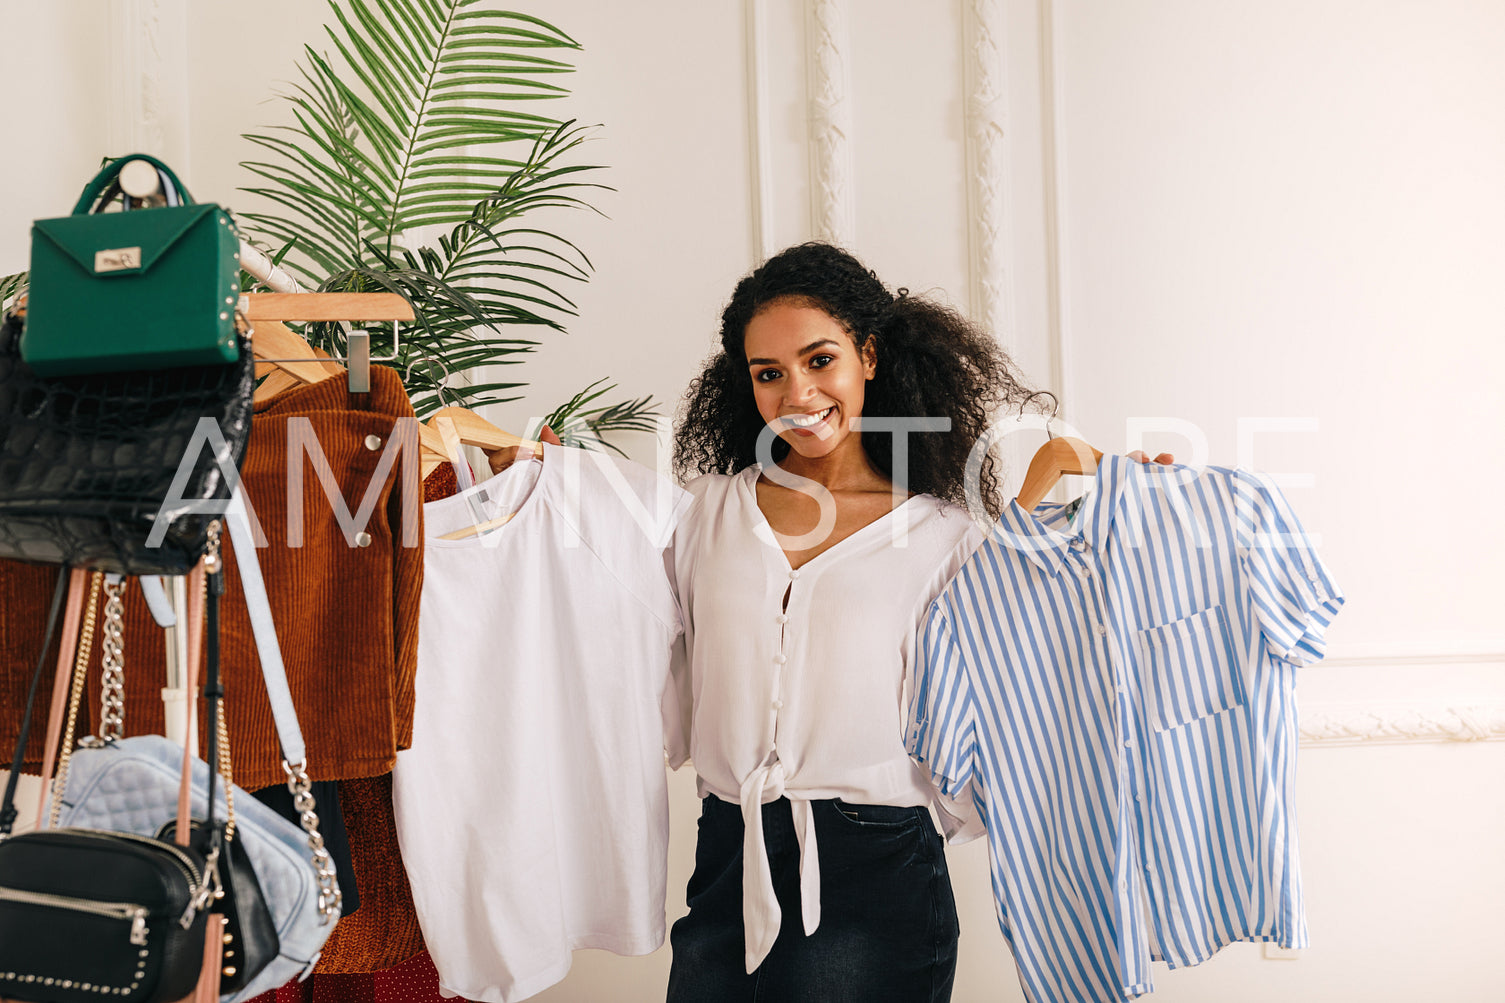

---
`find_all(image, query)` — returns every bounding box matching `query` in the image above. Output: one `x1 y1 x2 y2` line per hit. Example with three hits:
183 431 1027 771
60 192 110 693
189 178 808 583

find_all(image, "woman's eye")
756 369 781 383
810 355 834 368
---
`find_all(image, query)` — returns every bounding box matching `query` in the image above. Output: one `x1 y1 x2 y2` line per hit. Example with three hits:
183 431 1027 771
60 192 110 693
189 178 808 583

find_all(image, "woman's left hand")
486 424 563 476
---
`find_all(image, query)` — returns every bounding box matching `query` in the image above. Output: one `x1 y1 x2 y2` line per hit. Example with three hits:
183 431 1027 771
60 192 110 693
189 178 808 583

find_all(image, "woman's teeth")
786 407 833 428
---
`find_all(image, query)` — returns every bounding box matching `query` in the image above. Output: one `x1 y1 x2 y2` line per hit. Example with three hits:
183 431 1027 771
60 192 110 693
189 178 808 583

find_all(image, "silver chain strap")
98 579 127 742
282 759 341 923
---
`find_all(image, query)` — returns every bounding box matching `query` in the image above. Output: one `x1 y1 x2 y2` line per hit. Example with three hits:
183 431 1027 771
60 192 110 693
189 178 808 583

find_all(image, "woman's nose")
784 371 817 403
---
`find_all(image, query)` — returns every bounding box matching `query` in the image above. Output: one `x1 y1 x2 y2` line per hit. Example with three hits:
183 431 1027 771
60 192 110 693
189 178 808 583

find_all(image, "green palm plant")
0 272 24 311
539 378 658 456
239 0 658 428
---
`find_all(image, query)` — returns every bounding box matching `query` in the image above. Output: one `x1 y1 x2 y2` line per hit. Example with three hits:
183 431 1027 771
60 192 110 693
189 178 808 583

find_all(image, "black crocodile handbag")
0 305 254 575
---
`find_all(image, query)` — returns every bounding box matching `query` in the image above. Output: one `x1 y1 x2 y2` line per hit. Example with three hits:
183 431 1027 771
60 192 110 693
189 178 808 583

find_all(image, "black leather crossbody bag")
0 569 215 1003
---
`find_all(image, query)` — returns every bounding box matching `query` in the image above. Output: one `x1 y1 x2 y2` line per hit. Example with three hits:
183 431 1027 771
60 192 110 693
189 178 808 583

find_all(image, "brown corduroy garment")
0 560 73 769
0 367 424 790
312 773 425 973
311 464 460 974
197 364 425 789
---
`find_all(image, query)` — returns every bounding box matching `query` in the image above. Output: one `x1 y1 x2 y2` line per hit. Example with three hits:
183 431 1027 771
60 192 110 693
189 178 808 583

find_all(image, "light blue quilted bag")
54 489 341 1002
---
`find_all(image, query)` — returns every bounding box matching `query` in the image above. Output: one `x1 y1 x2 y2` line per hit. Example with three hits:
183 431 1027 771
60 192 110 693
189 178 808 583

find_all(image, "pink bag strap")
32 565 205 844
33 569 90 825
174 564 206 847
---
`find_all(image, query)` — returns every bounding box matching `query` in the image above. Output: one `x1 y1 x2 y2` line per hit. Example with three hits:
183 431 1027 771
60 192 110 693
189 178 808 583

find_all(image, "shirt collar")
992 453 1131 575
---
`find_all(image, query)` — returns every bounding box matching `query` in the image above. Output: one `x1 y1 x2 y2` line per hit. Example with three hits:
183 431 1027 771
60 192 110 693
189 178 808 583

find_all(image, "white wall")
1 1 1501 999
0 4 111 277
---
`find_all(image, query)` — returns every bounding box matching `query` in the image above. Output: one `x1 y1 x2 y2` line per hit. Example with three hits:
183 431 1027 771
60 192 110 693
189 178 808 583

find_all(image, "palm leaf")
238 0 656 439
540 379 662 456
0 272 27 313
241 0 584 276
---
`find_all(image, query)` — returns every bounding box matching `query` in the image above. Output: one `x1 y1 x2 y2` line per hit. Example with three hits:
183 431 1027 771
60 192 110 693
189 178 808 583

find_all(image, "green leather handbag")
20 153 243 377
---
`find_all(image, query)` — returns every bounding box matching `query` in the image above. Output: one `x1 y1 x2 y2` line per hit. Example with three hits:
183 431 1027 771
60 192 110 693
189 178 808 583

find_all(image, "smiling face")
743 298 876 465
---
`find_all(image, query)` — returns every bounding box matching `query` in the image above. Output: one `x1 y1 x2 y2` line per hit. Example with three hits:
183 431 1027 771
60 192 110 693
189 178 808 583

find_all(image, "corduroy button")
364 434 382 450
354 532 373 548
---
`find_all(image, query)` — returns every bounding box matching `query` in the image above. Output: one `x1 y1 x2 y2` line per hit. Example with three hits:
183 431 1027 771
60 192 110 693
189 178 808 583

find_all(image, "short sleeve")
1232 471 1345 666
906 603 980 799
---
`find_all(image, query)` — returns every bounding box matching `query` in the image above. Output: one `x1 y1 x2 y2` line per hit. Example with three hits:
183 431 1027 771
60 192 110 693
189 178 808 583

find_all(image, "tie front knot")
736 758 822 972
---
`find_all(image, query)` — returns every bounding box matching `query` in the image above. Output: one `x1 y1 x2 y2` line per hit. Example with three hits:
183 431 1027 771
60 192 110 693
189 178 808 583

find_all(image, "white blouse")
666 465 985 972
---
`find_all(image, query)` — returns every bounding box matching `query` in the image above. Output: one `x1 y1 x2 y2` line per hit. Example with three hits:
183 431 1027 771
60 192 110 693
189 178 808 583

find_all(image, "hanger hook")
405 348 461 411
1019 390 1061 440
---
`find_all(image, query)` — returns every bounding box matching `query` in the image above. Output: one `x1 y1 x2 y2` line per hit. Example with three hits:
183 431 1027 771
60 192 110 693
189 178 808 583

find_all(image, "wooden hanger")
1015 437 1103 512
427 406 538 453
241 292 414 395
245 292 449 471
434 510 520 542
242 292 414 323
251 319 344 403
422 406 544 477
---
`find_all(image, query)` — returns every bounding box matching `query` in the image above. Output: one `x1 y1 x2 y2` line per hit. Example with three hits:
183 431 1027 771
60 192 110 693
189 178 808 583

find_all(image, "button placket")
1092 556 1163 956
770 569 799 734
1076 536 1169 962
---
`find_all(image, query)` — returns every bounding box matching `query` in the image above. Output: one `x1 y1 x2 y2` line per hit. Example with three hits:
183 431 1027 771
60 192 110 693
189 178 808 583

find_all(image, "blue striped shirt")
907 455 1343 1002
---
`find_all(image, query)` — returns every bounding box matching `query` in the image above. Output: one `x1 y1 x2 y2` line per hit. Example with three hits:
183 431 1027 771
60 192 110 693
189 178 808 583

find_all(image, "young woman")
663 242 1035 1002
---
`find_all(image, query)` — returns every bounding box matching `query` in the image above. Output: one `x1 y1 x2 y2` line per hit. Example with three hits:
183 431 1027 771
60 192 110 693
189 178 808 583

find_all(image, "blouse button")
776 614 788 624
788 569 800 580
772 700 783 710
774 654 787 664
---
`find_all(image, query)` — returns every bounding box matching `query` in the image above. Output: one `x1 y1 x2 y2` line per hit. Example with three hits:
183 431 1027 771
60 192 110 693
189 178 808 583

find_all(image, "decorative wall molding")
806 0 854 246
1300 644 1505 746
107 0 151 156
961 0 1014 351
1320 642 1505 669
1037 0 1074 414
1299 705 1505 747
107 0 190 170
745 0 776 263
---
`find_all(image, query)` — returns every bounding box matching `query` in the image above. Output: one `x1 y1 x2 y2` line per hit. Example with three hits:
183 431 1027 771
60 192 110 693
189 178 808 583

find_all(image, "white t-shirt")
665 465 985 973
394 445 691 1003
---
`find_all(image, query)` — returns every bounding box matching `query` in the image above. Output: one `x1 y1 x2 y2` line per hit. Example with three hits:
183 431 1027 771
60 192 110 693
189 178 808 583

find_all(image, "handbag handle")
70 153 195 215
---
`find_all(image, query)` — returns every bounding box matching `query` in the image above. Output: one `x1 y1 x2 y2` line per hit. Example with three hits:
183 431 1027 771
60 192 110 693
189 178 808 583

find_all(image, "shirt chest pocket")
1135 605 1246 731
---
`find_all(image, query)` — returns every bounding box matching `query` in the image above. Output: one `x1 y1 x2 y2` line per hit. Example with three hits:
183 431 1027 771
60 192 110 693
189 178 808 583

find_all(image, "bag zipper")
59 828 202 888
0 886 149 945
28 829 210 926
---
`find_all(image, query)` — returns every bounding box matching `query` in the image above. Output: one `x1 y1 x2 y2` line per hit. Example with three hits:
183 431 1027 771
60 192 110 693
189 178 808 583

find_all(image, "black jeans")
667 795 959 1002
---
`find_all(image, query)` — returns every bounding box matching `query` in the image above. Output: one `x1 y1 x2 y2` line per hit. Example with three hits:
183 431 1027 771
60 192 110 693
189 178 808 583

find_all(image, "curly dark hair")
674 242 1037 518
